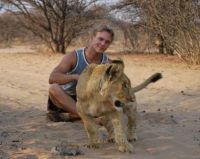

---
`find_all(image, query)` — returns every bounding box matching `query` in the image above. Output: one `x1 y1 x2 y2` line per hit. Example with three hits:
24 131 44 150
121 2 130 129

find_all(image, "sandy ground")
0 45 200 159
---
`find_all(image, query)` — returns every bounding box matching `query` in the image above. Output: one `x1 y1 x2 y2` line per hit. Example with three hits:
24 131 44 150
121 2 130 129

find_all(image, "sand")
0 45 200 159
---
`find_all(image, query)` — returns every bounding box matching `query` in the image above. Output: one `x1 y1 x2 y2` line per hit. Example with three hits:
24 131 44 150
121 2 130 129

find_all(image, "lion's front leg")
81 115 101 148
111 111 134 153
126 102 137 142
77 102 105 148
100 116 115 142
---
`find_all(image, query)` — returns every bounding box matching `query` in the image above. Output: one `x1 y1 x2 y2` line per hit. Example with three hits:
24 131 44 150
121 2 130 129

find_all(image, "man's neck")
85 47 102 64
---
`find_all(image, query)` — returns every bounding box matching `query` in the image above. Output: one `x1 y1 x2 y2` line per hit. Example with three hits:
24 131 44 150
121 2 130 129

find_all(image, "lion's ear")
105 63 124 81
111 59 124 67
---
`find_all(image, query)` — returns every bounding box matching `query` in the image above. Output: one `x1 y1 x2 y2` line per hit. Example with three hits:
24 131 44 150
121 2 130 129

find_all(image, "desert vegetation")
1 0 200 64
1 1 200 159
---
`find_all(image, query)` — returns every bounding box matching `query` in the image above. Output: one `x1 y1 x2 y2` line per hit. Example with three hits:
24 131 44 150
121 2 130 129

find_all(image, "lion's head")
99 60 134 110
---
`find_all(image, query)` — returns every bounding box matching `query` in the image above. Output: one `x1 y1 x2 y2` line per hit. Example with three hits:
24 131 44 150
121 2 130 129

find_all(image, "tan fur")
76 60 161 153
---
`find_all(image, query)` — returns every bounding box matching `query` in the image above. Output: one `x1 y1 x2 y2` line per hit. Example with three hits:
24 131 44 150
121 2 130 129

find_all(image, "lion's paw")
87 143 100 149
108 137 115 143
128 133 137 142
98 133 108 144
118 143 134 153
107 134 115 143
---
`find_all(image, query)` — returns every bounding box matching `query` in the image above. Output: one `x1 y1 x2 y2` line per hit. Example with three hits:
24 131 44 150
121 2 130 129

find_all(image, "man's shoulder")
61 50 77 64
74 48 84 54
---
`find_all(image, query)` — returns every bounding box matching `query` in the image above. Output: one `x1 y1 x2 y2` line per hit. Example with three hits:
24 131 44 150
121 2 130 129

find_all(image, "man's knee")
48 84 64 111
49 83 62 97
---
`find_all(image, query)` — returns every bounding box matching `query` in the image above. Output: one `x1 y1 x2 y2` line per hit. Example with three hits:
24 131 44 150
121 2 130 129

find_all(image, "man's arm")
49 51 79 84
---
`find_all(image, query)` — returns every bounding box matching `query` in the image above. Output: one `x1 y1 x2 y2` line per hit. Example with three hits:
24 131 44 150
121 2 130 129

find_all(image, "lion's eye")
123 83 129 89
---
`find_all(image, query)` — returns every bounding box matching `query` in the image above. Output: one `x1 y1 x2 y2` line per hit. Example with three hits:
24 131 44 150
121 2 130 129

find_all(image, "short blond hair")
92 25 114 41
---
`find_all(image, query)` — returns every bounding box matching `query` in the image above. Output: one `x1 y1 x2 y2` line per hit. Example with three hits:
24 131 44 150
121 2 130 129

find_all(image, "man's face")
90 31 112 53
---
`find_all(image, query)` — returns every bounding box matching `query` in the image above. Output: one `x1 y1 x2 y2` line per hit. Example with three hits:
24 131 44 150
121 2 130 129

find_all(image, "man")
47 25 114 122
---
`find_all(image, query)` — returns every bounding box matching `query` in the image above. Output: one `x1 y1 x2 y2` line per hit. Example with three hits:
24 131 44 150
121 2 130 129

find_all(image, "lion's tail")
131 73 162 93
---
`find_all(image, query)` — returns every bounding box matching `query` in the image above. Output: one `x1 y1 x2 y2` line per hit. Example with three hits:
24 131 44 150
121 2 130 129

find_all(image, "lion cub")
76 60 162 153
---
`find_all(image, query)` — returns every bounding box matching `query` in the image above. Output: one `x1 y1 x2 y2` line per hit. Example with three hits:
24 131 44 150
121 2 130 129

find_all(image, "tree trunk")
55 42 65 54
158 41 165 54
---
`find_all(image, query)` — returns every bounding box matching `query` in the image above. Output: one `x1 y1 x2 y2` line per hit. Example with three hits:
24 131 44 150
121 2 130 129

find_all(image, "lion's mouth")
114 100 125 108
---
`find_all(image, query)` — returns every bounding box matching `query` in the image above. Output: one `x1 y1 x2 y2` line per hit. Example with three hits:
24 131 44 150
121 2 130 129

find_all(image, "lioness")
76 60 162 153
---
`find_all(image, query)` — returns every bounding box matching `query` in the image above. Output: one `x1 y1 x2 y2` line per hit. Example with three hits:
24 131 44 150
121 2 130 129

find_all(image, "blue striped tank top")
61 48 109 95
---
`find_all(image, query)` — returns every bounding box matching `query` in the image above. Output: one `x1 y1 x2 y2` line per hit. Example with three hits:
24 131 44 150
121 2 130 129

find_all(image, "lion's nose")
114 100 124 108
127 95 135 102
